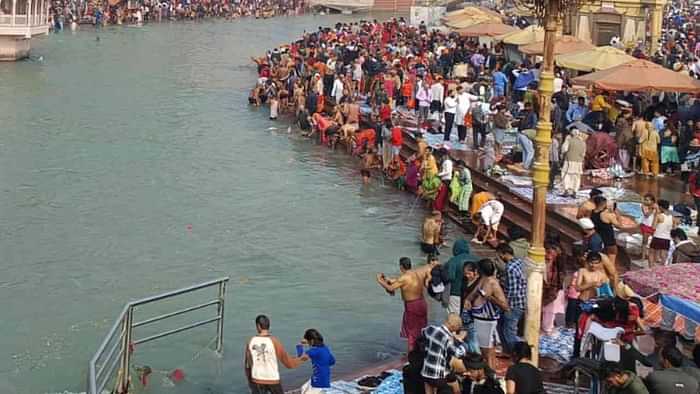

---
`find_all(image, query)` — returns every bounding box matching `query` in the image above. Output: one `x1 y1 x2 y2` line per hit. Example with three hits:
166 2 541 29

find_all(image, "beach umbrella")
572 59 700 93
441 6 503 29
456 22 518 37
495 25 544 45
519 35 594 56
555 46 636 72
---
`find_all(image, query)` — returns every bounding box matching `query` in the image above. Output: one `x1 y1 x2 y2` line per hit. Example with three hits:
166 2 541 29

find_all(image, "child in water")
361 147 380 184
299 329 335 394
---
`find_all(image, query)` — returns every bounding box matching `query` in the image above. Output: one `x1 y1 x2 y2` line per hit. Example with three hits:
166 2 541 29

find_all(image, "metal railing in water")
87 277 229 394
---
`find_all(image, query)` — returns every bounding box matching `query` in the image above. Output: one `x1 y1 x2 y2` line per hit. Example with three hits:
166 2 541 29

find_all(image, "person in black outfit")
447 353 504 394
505 342 545 394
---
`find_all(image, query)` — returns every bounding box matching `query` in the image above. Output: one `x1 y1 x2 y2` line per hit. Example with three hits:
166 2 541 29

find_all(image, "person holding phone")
298 329 335 394
464 259 509 370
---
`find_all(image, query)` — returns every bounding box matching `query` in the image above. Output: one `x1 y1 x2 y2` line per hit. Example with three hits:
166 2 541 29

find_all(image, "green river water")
0 16 456 394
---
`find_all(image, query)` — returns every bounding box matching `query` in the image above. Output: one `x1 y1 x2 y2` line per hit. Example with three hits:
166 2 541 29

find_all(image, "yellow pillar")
525 0 558 365
648 4 664 54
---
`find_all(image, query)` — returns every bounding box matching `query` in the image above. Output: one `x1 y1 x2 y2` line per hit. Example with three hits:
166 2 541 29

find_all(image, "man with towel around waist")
377 257 435 352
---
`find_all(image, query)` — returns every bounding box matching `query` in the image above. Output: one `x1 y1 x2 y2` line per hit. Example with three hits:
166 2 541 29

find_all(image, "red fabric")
690 173 700 198
355 129 376 153
391 127 403 147
640 224 655 235
585 132 618 169
316 95 325 113
402 79 414 96
384 79 395 98
401 298 428 350
379 105 392 122
601 303 640 344
433 183 449 212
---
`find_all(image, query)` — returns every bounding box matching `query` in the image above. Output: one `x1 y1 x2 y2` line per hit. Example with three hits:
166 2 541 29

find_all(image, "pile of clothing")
321 370 403 394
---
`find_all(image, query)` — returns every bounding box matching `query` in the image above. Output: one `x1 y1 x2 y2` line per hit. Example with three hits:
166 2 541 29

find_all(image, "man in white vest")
245 315 307 393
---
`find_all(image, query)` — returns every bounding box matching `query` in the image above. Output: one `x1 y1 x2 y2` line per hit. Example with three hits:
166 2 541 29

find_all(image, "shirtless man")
341 102 360 151
576 188 603 219
361 147 380 184
376 257 434 352
421 211 442 255
575 252 610 301
572 251 612 358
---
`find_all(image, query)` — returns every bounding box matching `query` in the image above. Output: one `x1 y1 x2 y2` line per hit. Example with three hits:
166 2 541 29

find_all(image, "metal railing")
87 277 229 394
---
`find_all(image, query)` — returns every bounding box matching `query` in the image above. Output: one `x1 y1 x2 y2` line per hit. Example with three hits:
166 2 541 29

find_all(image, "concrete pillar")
0 35 31 61
649 5 663 53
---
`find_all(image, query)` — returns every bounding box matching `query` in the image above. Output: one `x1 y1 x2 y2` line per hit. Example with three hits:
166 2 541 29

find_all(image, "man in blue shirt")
512 65 533 103
566 96 589 125
495 244 526 356
492 68 507 98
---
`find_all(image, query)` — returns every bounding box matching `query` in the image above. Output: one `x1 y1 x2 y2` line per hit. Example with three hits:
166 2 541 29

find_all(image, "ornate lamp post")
512 0 583 364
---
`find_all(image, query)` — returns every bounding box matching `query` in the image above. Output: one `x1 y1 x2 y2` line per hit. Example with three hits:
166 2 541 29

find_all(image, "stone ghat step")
399 130 583 254
284 378 590 393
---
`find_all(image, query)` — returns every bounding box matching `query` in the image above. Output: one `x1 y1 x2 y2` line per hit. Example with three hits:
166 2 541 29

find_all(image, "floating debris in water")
365 207 379 215
266 127 277 131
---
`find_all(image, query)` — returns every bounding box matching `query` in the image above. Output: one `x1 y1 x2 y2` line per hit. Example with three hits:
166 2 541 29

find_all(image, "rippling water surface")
0 17 458 394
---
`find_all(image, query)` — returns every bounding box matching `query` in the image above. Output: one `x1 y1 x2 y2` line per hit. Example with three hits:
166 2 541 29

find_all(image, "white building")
0 0 49 61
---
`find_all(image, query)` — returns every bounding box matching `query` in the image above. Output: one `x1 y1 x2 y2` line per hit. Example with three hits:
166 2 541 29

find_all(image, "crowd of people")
242 6 700 394
47 0 303 29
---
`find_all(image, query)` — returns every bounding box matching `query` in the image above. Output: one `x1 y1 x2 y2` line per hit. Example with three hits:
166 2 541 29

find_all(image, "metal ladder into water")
87 277 229 394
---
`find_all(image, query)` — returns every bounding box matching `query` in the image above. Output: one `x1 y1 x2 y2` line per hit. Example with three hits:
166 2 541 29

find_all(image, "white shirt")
353 63 363 81
443 96 458 114
430 83 444 104
455 92 478 126
438 158 453 181
480 200 504 225
314 78 324 95
331 79 344 103
248 336 280 381
653 213 673 240
554 77 563 93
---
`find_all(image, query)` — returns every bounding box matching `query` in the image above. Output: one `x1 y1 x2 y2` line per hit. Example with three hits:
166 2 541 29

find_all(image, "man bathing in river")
361 147 381 184
376 257 435 352
422 210 443 255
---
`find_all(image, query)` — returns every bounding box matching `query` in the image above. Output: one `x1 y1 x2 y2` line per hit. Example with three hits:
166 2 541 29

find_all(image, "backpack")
427 265 451 307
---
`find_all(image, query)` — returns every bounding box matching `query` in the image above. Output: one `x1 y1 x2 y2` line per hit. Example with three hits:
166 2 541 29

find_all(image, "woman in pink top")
565 245 585 328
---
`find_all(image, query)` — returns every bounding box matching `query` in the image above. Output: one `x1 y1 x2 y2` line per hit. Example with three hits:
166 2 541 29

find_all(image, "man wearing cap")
580 217 604 254
560 129 587 197
615 103 635 170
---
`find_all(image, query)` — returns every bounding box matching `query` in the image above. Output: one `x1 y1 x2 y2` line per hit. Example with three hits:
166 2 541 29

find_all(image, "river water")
0 16 457 394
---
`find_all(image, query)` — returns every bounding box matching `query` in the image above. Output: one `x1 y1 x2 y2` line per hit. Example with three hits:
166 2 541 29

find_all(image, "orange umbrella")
519 35 594 56
572 59 700 93
457 22 519 37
